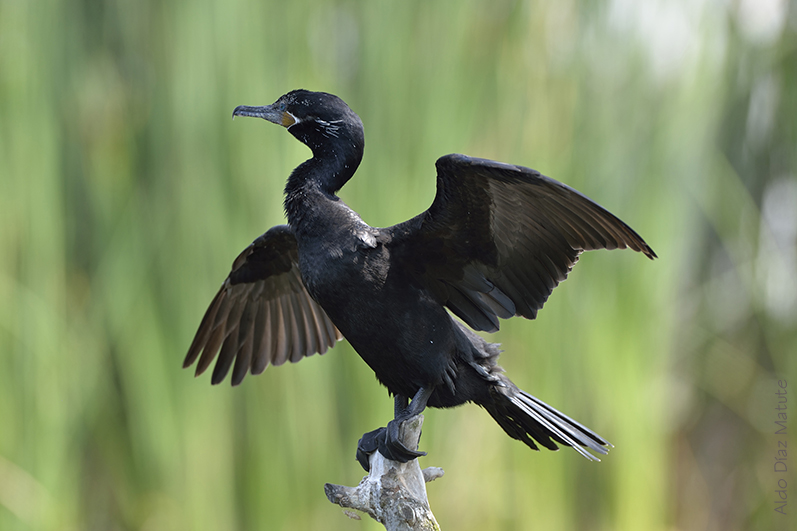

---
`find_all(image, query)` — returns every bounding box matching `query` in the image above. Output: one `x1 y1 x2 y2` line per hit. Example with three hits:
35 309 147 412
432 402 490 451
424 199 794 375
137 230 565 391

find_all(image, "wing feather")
184 225 342 385
387 154 656 332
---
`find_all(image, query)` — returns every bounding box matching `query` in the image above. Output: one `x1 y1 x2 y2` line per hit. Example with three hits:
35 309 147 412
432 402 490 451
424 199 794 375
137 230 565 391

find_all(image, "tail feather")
485 379 612 461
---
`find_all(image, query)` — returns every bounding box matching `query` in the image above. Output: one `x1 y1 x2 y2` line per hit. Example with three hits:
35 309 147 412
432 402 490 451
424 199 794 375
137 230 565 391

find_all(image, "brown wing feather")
183 225 343 385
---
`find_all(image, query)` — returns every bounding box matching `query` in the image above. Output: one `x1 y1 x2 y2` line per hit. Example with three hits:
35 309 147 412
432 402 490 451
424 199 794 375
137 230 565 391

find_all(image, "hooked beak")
232 104 297 127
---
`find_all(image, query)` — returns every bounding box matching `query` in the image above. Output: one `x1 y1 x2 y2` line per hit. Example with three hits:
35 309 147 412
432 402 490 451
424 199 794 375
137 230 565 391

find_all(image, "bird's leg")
356 393 411 471
383 386 432 461
356 387 434 471
400 387 432 418
394 394 410 417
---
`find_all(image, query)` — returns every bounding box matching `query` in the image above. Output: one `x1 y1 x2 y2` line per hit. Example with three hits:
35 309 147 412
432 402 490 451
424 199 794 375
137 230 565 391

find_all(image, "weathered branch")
324 415 444 530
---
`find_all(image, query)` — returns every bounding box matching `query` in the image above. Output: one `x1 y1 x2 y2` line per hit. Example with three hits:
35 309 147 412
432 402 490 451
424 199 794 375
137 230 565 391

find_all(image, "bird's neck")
283 152 360 230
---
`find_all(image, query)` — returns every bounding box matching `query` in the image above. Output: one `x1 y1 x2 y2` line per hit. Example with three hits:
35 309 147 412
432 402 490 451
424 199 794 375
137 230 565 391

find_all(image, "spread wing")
388 154 656 333
183 225 342 385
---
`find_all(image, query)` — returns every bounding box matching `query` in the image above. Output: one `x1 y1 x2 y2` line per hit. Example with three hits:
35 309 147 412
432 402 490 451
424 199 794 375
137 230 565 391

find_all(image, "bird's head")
233 90 364 161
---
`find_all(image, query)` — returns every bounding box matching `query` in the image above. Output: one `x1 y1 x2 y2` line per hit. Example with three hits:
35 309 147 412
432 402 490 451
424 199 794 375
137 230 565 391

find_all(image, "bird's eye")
279 102 287 111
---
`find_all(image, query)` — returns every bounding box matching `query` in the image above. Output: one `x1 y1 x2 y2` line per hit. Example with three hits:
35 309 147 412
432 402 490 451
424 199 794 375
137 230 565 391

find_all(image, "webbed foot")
355 419 427 472
356 426 385 472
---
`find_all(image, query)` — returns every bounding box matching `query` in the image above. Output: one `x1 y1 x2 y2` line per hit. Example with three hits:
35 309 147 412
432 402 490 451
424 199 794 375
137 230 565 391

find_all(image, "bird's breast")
297 234 385 304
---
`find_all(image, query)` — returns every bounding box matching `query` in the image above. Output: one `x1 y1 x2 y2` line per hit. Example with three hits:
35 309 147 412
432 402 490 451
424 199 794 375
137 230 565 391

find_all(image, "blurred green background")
1 0 795 529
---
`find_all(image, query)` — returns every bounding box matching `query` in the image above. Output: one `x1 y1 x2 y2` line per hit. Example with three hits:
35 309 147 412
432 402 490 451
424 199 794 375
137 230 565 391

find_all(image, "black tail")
483 376 611 461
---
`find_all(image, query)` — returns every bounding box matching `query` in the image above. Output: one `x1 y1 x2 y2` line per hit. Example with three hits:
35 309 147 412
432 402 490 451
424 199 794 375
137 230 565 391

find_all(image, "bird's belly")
303 255 456 395
338 308 456 397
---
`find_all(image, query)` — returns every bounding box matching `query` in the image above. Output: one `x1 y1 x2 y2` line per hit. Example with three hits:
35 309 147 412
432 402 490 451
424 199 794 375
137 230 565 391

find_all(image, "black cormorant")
184 89 656 467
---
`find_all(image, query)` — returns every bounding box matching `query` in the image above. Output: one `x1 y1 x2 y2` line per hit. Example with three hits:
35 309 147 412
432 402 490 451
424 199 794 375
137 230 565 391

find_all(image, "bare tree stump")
324 415 444 530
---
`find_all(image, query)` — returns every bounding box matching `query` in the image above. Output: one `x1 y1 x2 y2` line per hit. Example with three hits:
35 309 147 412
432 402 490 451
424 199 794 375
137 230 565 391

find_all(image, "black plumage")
184 89 656 463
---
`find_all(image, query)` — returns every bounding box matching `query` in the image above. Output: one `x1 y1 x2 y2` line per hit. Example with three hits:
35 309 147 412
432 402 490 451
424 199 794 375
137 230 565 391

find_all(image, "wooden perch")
324 415 444 530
